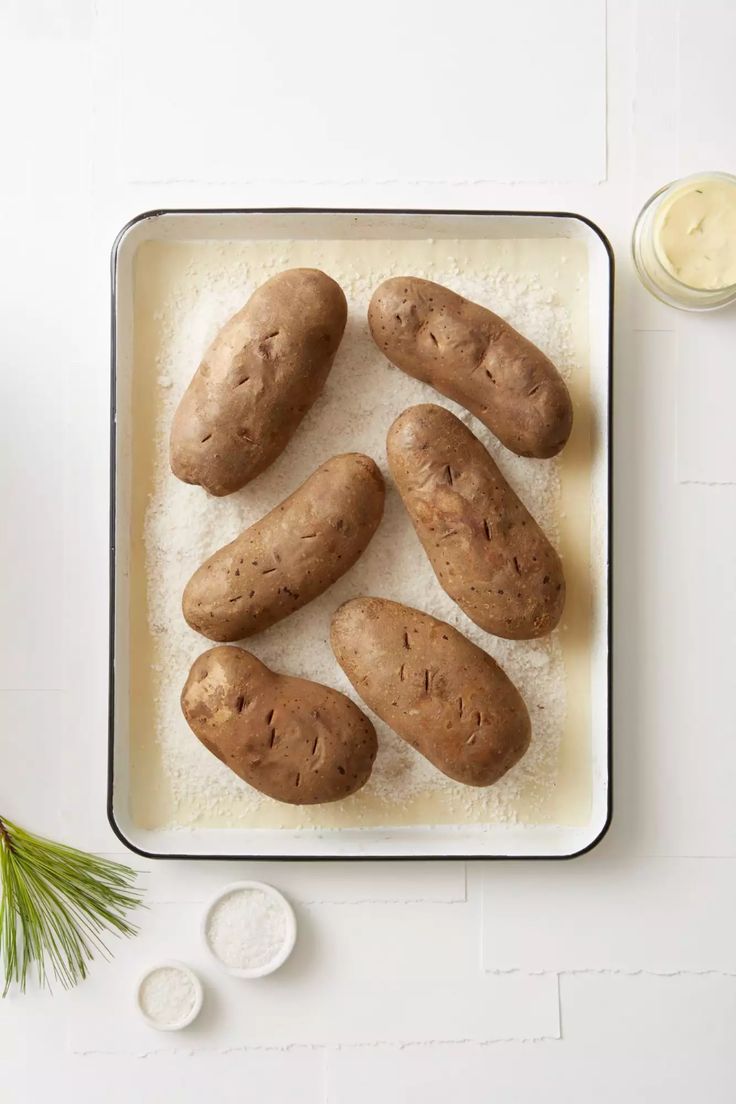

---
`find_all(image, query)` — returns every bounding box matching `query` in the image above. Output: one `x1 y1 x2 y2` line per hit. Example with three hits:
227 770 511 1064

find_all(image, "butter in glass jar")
632 171 736 310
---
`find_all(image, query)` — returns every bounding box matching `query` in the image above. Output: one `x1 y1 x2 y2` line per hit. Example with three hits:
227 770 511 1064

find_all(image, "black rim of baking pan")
108 207 614 862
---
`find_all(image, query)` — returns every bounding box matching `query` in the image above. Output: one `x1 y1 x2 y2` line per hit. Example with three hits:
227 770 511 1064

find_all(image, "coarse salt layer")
140 236 584 829
206 888 289 970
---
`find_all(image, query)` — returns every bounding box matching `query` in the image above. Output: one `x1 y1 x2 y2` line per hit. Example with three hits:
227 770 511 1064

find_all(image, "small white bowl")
136 960 204 1031
202 880 297 979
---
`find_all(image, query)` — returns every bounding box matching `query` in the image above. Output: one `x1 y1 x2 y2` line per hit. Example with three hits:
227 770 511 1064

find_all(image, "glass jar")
632 171 736 311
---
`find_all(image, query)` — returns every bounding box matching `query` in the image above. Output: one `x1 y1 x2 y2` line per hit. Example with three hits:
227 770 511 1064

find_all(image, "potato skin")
183 454 385 641
387 405 565 639
170 268 348 496
182 646 377 805
368 277 572 458
330 598 531 787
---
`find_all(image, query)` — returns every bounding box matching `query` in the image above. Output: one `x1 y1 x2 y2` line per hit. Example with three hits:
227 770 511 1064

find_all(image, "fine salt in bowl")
136 960 204 1031
202 880 297 978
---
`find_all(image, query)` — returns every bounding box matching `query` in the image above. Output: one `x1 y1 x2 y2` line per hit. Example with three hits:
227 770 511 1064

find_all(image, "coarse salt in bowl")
202 880 297 978
136 960 203 1031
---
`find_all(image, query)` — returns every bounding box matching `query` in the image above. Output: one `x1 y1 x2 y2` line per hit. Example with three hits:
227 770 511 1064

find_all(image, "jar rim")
632 173 736 308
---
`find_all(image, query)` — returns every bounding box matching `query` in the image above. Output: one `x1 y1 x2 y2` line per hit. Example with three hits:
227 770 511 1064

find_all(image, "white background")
1 0 735 1100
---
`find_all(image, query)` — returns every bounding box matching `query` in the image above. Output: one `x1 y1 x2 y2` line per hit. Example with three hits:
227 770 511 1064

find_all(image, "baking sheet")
109 210 612 858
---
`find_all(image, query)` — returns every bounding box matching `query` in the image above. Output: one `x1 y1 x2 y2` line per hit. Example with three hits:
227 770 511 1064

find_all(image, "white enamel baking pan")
109 209 612 861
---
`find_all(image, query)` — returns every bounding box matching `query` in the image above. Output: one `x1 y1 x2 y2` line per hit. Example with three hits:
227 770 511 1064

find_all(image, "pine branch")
0 816 144 996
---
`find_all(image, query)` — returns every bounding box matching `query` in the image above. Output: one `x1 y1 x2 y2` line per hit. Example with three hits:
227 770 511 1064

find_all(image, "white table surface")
1 1 735 1100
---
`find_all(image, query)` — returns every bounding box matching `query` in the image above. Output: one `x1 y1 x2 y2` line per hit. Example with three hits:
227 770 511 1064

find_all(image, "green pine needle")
0 817 144 996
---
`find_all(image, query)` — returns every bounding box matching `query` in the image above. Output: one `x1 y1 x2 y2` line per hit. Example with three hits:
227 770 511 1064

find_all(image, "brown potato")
368 277 572 458
170 268 347 496
182 646 377 804
330 598 530 787
387 404 565 639
183 453 385 641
